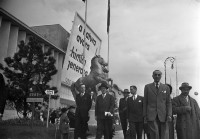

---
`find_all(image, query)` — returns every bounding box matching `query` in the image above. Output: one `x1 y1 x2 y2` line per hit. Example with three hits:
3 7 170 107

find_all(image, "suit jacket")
119 97 128 119
143 82 172 122
127 95 143 122
59 113 69 134
95 93 115 119
172 95 200 139
75 93 92 119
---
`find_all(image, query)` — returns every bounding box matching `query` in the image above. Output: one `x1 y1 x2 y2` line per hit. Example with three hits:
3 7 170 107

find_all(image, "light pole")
164 57 175 84
164 57 179 96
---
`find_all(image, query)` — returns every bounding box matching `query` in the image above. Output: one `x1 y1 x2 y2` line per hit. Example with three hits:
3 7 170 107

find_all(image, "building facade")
0 8 122 112
0 8 74 109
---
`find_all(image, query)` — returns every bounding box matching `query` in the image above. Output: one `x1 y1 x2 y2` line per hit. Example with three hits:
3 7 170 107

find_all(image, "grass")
0 119 122 139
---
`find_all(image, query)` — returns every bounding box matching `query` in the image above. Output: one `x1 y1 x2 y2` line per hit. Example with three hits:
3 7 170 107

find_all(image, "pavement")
88 130 124 139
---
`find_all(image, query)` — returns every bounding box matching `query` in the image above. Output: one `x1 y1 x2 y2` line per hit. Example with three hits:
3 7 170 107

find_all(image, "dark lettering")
78 25 83 32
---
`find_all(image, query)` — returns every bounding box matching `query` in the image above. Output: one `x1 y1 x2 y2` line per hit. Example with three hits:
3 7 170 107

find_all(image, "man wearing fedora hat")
95 83 115 139
172 82 200 139
119 89 130 138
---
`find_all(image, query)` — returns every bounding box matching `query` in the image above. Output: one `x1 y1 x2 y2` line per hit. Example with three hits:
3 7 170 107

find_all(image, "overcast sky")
1 0 200 103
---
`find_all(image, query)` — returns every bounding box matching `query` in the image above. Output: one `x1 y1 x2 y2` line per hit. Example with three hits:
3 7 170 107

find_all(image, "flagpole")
107 31 110 77
107 0 110 78
82 0 88 77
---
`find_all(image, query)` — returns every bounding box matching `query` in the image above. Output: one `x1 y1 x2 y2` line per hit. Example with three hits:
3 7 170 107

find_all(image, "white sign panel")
45 90 54 95
26 98 43 102
62 12 101 85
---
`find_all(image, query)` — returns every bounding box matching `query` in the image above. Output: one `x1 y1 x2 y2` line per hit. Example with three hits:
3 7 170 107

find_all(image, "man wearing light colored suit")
143 70 172 139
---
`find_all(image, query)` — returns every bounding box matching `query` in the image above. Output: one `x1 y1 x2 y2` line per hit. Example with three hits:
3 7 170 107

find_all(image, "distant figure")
172 82 200 139
119 89 130 138
67 106 76 128
60 108 69 139
74 83 92 139
0 73 6 120
127 85 143 139
41 104 48 122
143 70 172 139
95 83 115 139
50 110 57 124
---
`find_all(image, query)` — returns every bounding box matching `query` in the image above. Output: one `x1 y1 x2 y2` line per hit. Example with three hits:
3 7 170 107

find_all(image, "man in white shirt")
127 85 144 139
95 83 115 139
143 70 172 139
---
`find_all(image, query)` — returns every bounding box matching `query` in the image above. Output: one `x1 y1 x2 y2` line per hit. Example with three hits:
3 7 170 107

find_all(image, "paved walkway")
88 130 124 139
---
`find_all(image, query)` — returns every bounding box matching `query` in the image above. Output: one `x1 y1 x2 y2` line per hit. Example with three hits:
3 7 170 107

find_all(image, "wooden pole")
46 95 50 128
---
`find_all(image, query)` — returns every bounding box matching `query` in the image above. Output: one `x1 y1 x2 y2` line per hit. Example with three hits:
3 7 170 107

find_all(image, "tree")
0 37 58 118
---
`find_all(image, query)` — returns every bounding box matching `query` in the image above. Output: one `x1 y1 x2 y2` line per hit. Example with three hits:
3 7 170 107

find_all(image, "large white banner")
62 12 101 86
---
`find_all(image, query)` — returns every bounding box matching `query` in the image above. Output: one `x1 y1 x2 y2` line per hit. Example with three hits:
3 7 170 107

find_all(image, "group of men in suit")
74 69 200 139
119 69 200 139
119 85 145 139
74 82 115 139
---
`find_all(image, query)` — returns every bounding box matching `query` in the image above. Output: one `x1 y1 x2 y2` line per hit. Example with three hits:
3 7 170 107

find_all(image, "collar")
133 94 137 99
154 82 160 86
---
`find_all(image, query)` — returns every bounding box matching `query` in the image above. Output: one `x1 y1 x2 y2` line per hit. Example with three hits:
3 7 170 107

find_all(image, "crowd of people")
118 69 200 139
1 69 200 139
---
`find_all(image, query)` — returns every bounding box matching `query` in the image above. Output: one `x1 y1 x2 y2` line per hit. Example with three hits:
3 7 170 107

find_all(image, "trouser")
129 121 143 139
74 116 88 139
120 117 128 139
148 116 169 139
96 118 113 139
61 133 68 139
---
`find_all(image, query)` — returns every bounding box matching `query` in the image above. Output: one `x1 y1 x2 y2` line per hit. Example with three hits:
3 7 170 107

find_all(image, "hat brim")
179 86 192 90
122 91 130 94
98 85 108 90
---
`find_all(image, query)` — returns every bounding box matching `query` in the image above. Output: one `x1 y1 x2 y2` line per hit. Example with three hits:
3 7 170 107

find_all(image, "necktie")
156 83 159 89
185 96 188 102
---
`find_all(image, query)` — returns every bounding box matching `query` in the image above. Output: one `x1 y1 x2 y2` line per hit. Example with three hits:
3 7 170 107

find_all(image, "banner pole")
82 0 88 77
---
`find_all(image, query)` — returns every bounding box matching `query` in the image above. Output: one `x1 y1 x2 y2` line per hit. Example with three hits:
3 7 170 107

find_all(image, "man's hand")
144 116 147 124
95 116 97 121
166 116 172 122
127 121 129 129
185 106 192 112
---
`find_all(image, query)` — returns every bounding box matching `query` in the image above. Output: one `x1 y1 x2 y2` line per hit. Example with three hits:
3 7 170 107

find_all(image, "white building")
0 8 74 109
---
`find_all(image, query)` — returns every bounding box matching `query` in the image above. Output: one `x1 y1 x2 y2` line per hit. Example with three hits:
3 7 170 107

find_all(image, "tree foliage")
0 37 58 118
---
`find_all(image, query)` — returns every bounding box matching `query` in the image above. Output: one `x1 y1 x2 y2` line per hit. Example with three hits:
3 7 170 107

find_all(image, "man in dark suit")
143 70 172 139
0 73 6 120
127 85 143 139
74 83 92 139
95 83 115 139
119 89 130 138
172 82 200 139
